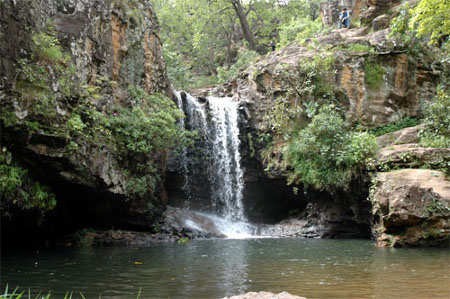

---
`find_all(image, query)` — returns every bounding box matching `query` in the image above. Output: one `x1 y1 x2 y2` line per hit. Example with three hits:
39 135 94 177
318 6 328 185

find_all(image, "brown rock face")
213 34 438 132
377 144 450 172
376 124 425 148
0 0 172 230
371 169 450 247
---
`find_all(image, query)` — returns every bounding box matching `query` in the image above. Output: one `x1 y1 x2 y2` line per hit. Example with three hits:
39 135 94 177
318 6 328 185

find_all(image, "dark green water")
2 238 449 298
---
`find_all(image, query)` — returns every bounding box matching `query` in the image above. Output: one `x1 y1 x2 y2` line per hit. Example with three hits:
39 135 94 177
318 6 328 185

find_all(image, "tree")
409 0 450 45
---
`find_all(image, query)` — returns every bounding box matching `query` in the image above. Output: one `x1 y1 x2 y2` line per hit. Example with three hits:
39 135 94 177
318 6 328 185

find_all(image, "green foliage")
334 43 374 53
390 0 450 54
217 48 259 83
283 105 378 192
178 237 190 245
279 17 324 47
154 0 325 88
12 29 77 125
110 86 192 198
371 117 420 137
266 54 336 138
420 89 450 148
409 0 450 45
427 199 450 214
0 148 56 213
32 32 68 64
364 60 385 91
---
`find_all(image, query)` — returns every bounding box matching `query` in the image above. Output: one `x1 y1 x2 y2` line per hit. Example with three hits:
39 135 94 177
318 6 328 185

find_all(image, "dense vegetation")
153 0 324 89
420 89 450 148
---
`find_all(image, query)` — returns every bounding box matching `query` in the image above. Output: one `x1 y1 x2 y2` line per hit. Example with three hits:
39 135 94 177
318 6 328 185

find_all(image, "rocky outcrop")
377 144 450 172
371 169 450 247
377 124 425 147
223 292 306 299
360 0 401 26
0 0 173 236
161 206 227 238
213 30 438 134
259 195 372 239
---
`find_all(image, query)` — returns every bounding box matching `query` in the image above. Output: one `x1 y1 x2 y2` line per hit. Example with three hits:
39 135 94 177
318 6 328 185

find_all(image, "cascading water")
175 92 253 238
208 97 246 222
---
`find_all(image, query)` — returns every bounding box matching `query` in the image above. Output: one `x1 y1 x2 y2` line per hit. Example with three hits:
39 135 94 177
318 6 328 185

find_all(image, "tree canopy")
153 0 323 89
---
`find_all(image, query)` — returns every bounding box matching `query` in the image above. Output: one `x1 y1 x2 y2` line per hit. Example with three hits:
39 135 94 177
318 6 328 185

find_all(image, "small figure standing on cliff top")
268 41 276 52
339 8 350 29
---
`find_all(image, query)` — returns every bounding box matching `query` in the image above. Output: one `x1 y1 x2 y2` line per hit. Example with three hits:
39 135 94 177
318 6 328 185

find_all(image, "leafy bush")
0 148 56 213
109 86 193 198
371 117 420 136
420 89 450 148
283 105 378 192
217 48 260 83
32 32 68 63
279 17 324 47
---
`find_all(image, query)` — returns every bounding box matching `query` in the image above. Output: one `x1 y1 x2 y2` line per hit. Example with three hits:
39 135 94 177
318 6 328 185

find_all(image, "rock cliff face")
206 0 445 245
1 0 171 95
0 0 172 240
215 32 438 132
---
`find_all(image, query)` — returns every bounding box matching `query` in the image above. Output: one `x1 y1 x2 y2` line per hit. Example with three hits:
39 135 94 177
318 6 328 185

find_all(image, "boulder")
360 6 386 25
161 206 227 238
372 14 391 31
223 292 306 299
371 169 450 247
377 125 425 148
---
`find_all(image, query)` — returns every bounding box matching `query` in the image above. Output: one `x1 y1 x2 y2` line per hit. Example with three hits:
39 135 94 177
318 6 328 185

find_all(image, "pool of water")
2 238 449 298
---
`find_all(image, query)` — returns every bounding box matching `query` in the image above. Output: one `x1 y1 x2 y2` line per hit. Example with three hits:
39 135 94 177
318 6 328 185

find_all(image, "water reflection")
2 239 449 298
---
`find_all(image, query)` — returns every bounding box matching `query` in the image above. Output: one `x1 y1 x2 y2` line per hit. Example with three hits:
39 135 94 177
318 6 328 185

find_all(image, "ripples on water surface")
2 239 449 298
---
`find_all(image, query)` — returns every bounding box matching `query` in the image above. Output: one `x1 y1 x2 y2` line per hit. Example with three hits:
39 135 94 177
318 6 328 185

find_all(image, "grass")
1 285 142 299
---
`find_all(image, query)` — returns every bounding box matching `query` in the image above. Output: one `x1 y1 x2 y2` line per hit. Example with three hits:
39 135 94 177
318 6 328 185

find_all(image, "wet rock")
259 197 372 239
223 292 306 299
377 125 425 148
161 206 227 238
371 169 450 247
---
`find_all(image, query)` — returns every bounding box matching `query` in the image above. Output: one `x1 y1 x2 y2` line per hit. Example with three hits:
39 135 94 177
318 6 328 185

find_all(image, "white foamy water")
176 93 252 238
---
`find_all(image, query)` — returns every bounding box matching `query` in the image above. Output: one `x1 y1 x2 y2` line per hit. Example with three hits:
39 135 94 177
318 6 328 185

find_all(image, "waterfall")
175 92 252 237
208 97 246 222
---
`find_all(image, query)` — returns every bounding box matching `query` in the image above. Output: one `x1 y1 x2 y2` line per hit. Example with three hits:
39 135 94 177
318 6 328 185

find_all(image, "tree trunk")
229 0 257 51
